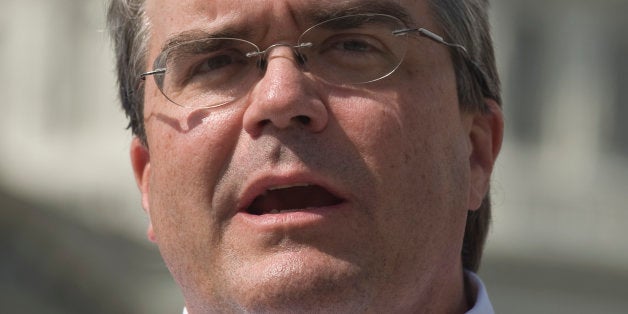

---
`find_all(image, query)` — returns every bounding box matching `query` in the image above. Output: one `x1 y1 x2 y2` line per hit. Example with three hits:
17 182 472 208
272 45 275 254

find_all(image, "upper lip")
236 170 346 214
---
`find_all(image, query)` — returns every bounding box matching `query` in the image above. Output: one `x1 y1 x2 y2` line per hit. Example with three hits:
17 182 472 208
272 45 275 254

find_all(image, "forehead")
145 0 434 46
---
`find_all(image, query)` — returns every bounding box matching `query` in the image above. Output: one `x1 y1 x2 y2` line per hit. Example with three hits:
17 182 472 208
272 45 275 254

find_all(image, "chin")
215 250 373 313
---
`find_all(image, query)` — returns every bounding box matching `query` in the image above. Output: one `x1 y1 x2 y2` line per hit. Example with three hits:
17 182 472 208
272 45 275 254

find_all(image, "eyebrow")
160 26 254 55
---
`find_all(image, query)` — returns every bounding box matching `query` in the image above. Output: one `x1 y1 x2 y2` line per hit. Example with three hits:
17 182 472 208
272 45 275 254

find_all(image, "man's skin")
130 0 503 312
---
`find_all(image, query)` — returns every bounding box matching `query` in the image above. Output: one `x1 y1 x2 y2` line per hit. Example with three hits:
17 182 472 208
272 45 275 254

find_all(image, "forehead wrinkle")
303 0 414 27
157 4 293 54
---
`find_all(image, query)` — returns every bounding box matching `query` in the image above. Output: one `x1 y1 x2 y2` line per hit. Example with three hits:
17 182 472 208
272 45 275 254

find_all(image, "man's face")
133 0 500 312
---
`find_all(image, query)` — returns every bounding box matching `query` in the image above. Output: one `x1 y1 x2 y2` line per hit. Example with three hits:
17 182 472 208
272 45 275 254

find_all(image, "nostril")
296 115 311 125
259 119 271 128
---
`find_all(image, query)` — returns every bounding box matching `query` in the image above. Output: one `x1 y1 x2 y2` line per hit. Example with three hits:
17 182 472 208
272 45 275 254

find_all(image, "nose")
243 45 329 137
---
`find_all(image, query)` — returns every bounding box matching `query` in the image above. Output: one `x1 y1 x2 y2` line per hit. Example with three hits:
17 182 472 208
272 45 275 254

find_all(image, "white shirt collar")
464 270 495 314
183 271 494 314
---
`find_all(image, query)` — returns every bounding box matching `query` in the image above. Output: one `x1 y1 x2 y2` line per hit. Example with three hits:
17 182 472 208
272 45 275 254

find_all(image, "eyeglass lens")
152 14 409 108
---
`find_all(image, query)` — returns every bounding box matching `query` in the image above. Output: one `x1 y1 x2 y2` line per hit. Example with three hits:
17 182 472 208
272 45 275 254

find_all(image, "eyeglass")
140 13 478 109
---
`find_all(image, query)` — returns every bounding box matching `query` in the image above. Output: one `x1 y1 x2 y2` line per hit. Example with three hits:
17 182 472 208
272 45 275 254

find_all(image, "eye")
325 35 383 56
193 50 247 76
170 48 253 90
313 33 393 71
332 38 376 53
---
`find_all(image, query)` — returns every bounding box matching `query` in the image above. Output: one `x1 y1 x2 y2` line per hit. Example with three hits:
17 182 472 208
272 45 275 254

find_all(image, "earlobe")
130 137 156 242
467 99 504 210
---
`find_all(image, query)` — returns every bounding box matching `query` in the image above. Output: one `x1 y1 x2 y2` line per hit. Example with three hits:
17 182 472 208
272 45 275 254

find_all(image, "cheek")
143 106 249 300
325 83 470 281
329 84 459 180
327 90 404 163
143 102 246 256
332 76 469 213
145 98 247 178
394 77 469 195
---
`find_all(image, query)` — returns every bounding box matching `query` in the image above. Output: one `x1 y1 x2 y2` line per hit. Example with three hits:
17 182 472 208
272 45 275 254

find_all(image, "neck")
430 267 470 314
406 263 470 314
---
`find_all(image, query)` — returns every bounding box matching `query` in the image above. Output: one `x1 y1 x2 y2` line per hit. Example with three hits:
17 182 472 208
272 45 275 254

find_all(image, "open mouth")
246 184 343 215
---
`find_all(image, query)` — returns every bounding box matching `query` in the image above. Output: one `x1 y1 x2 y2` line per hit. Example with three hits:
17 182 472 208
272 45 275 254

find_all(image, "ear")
467 99 504 211
130 137 156 243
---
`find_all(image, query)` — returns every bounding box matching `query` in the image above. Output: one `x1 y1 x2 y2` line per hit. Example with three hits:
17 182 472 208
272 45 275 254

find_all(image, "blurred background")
1 0 626 313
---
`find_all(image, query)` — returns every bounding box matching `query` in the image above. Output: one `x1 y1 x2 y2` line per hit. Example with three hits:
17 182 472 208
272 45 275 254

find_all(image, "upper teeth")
268 208 305 214
267 183 311 191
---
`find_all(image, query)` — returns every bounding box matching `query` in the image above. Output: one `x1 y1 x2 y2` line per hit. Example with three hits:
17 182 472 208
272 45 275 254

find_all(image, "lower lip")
234 202 349 231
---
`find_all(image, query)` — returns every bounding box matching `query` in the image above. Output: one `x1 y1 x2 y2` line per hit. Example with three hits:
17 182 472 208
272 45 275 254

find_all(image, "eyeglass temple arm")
139 68 166 80
393 28 493 101
392 28 468 53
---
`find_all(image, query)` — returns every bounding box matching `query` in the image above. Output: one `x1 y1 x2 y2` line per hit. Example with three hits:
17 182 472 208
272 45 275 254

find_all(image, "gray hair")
106 0 501 272
107 0 150 143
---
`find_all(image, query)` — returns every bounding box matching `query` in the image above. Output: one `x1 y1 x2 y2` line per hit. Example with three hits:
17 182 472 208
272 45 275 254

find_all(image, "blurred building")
1 0 627 313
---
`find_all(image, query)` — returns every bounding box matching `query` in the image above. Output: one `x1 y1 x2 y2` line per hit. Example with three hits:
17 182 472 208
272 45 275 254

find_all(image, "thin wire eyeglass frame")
139 13 491 108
